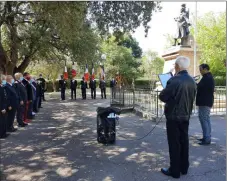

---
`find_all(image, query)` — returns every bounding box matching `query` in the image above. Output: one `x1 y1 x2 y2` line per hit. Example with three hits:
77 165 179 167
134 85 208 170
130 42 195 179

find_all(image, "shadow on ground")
0 98 226 181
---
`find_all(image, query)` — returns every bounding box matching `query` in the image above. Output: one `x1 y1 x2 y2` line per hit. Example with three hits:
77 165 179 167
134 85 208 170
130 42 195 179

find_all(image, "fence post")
123 87 125 106
156 91 159 119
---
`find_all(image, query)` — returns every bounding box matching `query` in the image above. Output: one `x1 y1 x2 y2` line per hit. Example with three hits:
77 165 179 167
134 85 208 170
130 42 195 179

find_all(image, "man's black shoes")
197 138 204 142
198 141 211 145
7 128 17 132
18 123 28 127
161 168 180 179
0 133 10 139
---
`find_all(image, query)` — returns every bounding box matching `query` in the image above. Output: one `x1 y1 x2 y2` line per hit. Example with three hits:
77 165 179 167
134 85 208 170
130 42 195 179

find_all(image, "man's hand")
1 109 6 114
20 101 24 105
8 106 12 110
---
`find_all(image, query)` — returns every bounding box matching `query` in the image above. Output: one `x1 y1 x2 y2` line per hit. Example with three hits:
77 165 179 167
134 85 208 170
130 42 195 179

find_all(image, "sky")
132 2 226 56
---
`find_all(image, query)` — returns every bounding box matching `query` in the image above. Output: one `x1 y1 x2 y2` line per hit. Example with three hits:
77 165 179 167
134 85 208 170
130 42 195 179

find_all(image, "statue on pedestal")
173 4 191 46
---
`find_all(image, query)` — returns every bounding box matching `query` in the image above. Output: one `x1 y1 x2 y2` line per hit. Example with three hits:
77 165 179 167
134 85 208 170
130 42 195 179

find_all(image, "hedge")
214 76 226 86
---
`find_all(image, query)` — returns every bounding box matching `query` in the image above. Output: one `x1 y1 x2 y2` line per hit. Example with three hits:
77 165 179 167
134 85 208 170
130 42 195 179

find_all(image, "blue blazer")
5 83 19 109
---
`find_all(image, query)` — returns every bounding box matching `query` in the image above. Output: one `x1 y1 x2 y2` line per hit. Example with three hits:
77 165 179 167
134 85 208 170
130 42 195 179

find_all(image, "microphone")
193 75 200 81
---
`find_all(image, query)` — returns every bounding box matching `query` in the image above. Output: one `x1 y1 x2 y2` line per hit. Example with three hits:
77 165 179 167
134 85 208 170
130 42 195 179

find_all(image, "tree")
139 50 164 83
0 2 162 74
88 1 162 37
116 34 142 58
102 37 141 85
191 12 226 77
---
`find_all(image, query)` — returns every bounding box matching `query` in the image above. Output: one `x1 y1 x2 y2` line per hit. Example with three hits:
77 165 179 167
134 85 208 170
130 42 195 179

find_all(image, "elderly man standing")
14 73 28 127
159 56 197 179
5 75 18 132
0 75 8 138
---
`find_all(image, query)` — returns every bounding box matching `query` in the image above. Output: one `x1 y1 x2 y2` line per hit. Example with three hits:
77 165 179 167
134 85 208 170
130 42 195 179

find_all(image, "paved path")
0 96 226 181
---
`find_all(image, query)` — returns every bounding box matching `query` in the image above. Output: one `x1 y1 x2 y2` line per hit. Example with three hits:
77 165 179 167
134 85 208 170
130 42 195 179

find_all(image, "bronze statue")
173 4 191 46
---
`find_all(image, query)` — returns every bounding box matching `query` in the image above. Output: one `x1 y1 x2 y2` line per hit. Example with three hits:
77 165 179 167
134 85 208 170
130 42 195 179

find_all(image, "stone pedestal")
162 46 201 76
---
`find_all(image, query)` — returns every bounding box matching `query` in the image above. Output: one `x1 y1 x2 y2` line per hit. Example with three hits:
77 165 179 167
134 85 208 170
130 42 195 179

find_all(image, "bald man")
5 75 18 132
14 73 28 127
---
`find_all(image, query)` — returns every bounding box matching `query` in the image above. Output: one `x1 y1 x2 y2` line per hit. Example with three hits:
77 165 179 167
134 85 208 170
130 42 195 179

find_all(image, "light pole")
194 1 197 77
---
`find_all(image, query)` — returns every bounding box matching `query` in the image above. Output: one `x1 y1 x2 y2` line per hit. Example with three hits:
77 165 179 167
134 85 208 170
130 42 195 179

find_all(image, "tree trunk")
0 27 7 74
13 56 31 74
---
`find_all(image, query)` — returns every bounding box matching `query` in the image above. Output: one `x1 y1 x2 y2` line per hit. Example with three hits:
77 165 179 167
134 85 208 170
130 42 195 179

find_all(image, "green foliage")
88 2 162 37
116 34 143 58
102 36 141 84
192 12 226 77
214 76 226 86
0 1 162 75
139 50 164 81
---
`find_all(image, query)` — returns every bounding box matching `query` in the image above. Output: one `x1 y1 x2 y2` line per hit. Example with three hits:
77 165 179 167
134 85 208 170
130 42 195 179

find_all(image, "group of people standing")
59 76 117 100
0 72 46 138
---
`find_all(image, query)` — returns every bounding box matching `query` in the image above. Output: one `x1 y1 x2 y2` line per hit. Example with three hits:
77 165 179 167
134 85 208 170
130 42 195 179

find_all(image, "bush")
214 76 226 86
134 79 157 89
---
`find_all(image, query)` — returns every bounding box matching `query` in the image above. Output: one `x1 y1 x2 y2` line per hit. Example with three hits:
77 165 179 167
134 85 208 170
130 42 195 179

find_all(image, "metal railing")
110 87 226 118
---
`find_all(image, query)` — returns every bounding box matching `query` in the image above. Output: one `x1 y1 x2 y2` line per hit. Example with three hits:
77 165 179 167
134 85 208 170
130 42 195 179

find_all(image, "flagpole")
194 1 197 77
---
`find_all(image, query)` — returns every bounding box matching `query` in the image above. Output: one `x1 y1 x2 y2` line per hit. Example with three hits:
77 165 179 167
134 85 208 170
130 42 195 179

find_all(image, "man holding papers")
159 56 196 179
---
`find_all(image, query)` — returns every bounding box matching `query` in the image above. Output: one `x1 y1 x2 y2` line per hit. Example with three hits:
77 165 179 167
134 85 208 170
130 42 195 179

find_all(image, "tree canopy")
192 12 226 77
0 1 162 75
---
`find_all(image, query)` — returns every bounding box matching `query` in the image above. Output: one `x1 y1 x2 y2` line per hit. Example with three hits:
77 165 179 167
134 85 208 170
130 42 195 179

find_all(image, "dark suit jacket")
81 81 87 89
110 80 116 88
196 72 215 107
59 79 67 90
22 79 33 101
0 86 7 111
5 83 19 109
89 80 96 89
37 77 46 89
70 80 77 90
99 80 106 89
13 80 28 102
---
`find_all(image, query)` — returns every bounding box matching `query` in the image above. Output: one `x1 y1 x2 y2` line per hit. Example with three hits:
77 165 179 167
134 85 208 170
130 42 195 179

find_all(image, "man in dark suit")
70 78 77 100
196 64 215 145
5 75 18 132
81 77 87 100
89 77 96 99
159 56 196 179
14 73 28 127
22 72 33 123
59 75 67 100
36 79 43 109
110 77 117 99
37 74 46 101
0 75 8 138
100 78 106 99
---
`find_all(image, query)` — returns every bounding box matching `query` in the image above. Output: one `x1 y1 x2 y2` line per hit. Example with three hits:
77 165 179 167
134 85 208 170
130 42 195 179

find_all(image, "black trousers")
111 87 116 99
71 89 76 99
101 88 106 99
16 104 25 125
0 114 7 137
41 89 45 101
166 120 189 177
81 88 86 99
38 96 42 108
7 108 16 130
61 88 66 100
91 88 96 99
